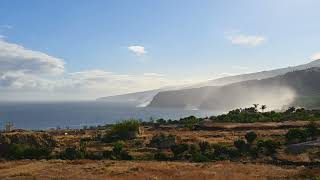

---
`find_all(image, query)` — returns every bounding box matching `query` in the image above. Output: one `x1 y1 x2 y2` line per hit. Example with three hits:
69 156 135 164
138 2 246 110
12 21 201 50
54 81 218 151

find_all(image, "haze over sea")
0 102 214 130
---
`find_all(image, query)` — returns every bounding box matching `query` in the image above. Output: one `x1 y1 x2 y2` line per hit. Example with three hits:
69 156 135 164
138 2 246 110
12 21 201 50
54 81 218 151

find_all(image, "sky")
0 0 320 101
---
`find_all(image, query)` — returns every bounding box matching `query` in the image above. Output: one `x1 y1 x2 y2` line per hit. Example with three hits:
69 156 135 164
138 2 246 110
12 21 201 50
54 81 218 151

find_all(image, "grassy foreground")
1 105 320 179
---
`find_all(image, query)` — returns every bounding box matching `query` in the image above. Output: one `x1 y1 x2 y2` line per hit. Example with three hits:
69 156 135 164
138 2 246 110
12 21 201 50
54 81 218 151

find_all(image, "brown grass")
0 160 317 180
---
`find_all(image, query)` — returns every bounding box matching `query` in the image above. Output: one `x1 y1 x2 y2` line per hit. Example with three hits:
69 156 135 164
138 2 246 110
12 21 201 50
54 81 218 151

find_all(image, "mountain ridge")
98 59 320 106
148 67 320 111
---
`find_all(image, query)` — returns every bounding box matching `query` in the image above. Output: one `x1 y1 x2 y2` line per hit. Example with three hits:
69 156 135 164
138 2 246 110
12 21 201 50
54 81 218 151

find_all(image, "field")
0 120 320 179
0 160 318 180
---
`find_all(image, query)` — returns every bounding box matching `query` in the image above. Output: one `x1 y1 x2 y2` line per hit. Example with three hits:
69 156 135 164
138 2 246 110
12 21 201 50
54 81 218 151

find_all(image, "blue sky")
0 0 320 100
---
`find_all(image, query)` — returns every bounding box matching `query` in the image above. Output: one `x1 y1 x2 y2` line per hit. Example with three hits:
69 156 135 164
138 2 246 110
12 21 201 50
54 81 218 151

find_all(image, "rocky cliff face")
148 68 320 111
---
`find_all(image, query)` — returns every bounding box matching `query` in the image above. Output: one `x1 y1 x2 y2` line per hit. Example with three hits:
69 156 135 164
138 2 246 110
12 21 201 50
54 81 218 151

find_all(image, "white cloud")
0 71 53 90
0 39 204 101
227 34 266 46
311 52 320 60
128 45 147 56
0 39 65 75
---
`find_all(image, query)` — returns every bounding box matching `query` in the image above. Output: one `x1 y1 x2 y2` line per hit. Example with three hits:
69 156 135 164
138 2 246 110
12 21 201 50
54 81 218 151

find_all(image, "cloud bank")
0 39 64 75
0 39 187 101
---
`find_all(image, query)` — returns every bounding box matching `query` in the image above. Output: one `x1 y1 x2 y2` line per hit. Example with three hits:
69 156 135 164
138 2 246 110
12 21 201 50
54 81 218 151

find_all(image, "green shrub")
249 146 259 159
149 134 176 149
86 152 103 160
245 131 257 145
305 122 320 140
154 151 170 161
62 147 79 160
180 116 199 130
170 143 189 159
118 150 133 160
104 120 140 142
257 139 279 156
189 144 200 155
191 152 210 162
211 143 237 160
233 139 249 154
199 141 210 153
108 141 133 160
5 144 52 160
285 128 307 144
103 150 113 159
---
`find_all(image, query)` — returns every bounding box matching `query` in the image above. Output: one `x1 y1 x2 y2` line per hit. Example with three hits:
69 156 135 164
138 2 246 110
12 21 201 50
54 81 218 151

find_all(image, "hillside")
98 60 320 106
148 68 320 111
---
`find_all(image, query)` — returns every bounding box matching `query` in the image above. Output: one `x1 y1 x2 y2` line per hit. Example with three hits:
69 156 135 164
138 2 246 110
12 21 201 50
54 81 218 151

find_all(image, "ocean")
0 101 215 130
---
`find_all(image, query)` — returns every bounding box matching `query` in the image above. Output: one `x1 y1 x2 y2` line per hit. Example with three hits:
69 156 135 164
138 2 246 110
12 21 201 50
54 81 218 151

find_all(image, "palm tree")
253 104 259 111
261 105 267 112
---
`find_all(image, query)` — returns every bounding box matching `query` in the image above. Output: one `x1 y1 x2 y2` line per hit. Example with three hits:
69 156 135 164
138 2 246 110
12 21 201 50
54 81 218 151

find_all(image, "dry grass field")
1 120 320 179
0 160 318 180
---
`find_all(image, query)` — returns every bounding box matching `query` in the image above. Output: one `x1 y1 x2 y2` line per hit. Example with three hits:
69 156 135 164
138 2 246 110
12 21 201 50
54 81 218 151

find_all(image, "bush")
257 139 279 156
191 152 210 162
179 116 199 130
305 122 320 140
118 150 133 160
5 144 52 160
154 151 170 161
170 143 189 159
189 144 200 155
86 152 103 160
112 141 125 155
62 147 79 160
199 141 210 153
211 143 238 160
285 128 307 144
104 120 140 142
245 131 257 144
103 141 133 160
233 139 249 154
149 134 176 149
103 150 113 159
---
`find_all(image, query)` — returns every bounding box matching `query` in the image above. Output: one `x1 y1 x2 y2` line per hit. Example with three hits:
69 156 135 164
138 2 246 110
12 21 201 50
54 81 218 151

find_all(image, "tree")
245 131 257 145
260 105 267 112
253 104 259 111
285 106 296 114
